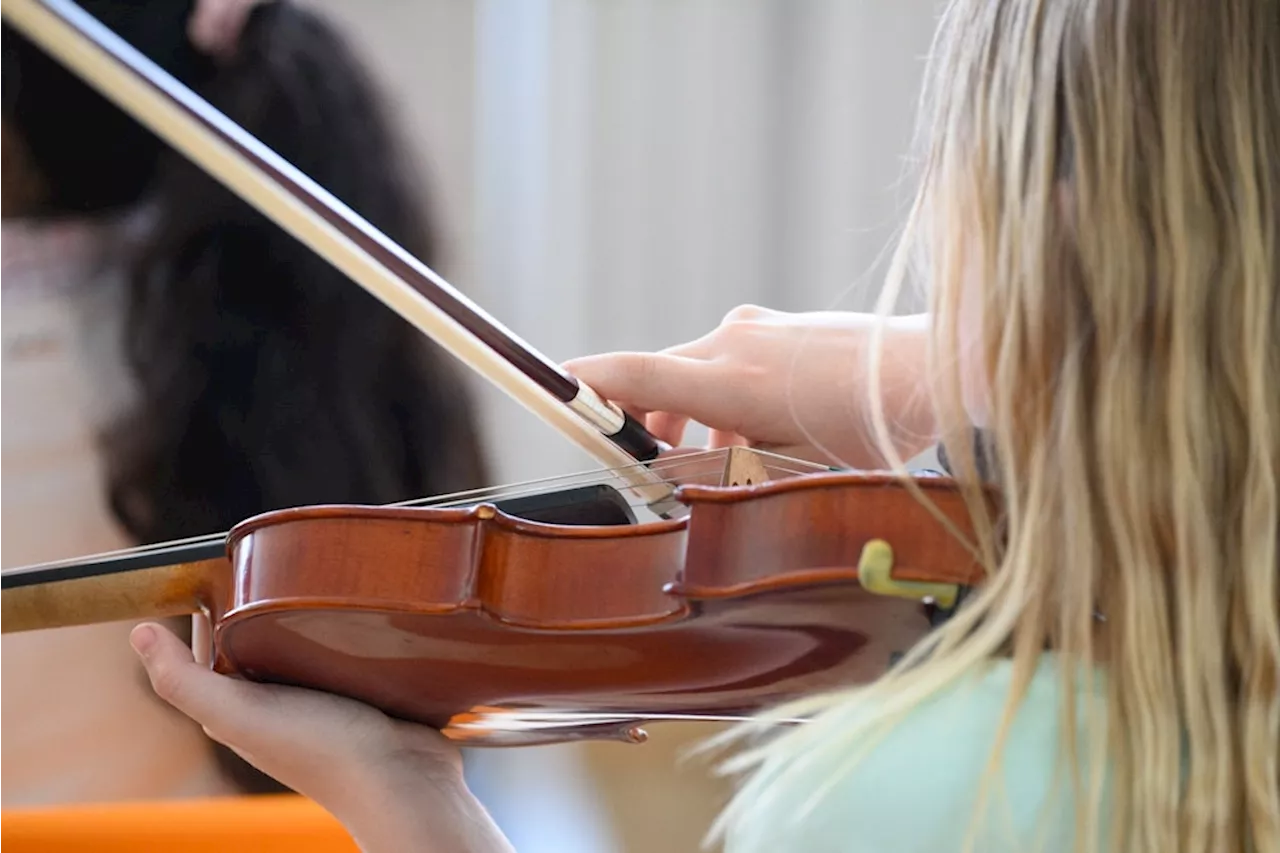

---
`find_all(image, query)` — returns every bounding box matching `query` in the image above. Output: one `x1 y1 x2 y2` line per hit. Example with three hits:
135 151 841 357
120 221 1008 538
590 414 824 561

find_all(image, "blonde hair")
712 1 1279 851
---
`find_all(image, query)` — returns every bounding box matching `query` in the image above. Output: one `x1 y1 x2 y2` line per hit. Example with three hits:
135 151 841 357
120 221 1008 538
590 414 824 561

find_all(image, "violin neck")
1 550 225 633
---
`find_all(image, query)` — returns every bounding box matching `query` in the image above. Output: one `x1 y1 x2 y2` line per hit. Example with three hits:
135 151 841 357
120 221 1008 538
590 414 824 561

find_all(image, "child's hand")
130 621 513 852
565 306 934 468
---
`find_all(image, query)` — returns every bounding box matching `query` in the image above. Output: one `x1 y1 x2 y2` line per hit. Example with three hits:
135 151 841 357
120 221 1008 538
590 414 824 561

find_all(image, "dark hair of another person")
2 0 490 793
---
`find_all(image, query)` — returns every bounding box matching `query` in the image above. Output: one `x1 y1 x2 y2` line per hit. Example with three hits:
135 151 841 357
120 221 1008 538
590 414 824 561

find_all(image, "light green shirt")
725 655 1110 853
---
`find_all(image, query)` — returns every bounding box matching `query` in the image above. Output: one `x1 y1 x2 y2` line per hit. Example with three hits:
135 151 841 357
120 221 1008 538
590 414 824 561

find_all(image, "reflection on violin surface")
256 580 918 746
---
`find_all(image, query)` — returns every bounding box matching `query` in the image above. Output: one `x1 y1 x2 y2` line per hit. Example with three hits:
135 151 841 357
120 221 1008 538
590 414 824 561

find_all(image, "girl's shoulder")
727 656 1109 853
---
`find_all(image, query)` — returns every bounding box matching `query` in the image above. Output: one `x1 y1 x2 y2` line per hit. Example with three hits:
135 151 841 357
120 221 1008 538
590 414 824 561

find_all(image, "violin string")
456 451 836 510
0 532 226 578
0 475 670 576
0 531 231 573
0 459 665 578
2 449 840 577
391 455 710 508
389 448 834 510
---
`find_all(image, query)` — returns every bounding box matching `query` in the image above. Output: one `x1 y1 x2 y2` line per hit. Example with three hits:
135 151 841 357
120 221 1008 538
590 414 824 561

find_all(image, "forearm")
795 311 936 469
873 312 938 464
337 774 515 853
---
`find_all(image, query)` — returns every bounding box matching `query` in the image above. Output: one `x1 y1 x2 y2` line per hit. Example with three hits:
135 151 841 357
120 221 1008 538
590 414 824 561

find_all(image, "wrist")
335 765 513 853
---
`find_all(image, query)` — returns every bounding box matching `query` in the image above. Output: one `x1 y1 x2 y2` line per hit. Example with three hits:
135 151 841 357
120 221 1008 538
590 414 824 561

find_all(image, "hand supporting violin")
129 623 514 853
563 306 935 468
120 309 941 852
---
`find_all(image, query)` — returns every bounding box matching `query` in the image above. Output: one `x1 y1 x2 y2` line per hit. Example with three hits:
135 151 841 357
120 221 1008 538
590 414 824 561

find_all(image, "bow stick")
1 0 676 509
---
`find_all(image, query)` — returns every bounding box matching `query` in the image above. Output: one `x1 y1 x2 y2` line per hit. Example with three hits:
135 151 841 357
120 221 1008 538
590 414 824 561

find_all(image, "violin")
0 0 990 746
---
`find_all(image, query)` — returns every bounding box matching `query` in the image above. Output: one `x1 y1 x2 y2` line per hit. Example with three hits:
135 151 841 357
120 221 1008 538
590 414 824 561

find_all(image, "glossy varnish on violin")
2 450 987 745
251 453 992 743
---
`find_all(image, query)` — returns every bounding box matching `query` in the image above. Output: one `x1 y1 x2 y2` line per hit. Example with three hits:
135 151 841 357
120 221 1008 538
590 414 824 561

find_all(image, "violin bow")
0 0 676 510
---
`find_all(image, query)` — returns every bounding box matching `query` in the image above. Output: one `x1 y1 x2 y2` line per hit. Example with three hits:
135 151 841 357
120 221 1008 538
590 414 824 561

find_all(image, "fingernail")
130 624 158 657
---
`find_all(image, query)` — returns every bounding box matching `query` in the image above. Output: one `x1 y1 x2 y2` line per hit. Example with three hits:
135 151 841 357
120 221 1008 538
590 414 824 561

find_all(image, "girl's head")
3 0 489 794
723 2 1279 851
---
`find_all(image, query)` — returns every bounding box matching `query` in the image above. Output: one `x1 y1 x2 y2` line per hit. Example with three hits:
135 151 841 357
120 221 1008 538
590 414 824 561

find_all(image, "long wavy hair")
716 2 1279 852
3 0 489 792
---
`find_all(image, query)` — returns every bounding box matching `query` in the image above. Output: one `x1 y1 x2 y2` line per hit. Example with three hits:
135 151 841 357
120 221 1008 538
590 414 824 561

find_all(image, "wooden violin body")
220 455 977 742
223 472 981 744
0 448 977 742
5 451 986 746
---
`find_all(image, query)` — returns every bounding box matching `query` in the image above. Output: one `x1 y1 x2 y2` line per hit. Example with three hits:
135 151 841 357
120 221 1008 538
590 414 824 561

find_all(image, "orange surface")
0 794 358 852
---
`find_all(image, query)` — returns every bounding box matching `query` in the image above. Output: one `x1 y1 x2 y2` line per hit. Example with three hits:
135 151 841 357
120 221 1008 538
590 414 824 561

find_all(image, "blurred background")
3 1 942 850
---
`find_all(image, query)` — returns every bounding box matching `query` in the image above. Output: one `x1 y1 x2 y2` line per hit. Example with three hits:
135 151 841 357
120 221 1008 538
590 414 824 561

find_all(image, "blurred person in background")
0 0 490 805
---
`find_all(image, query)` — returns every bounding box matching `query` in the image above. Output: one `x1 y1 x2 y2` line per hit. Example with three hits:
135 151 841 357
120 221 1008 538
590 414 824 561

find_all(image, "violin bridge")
720 446 773 487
